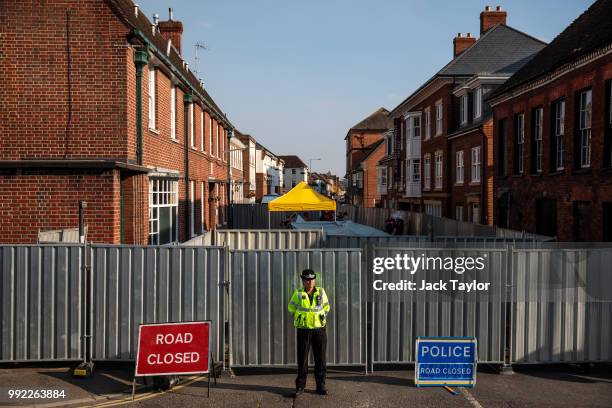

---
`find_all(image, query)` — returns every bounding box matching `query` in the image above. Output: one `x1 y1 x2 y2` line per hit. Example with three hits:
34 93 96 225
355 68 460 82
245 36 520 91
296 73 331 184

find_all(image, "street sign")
415 337 477 387
135 321 211 376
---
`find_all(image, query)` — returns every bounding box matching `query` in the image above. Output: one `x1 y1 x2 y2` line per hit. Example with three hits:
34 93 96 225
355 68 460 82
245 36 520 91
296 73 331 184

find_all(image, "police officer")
288 269 330 397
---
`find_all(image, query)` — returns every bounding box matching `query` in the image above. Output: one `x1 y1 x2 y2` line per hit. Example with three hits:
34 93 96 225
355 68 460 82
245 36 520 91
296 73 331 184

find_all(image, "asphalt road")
0 364 611 407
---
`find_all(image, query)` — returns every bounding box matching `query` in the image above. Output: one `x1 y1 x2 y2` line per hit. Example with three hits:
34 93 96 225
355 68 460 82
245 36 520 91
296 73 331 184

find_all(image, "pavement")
0 363 611 407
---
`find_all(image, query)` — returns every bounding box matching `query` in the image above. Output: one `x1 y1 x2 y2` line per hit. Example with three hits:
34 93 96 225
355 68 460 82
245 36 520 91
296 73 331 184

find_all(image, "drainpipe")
227 128 233 227
184 93 192 239
134 49 148 165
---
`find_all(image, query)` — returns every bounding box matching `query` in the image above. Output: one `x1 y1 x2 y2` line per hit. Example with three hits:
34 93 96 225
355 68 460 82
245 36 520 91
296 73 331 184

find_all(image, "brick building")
489 0 612 241
354 140 385 207
0 1 233 244
345 108 391 206
381 6 545 222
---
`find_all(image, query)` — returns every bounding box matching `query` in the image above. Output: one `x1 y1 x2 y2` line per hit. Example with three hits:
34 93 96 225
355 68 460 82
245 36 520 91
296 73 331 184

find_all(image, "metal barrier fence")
1 245 84 362
511 248 612 364
229 249 364 367
231 204 287 229
89 245 227 365
185 229 324 250
338 204 552 240
370 247 508 366
2 243 611 368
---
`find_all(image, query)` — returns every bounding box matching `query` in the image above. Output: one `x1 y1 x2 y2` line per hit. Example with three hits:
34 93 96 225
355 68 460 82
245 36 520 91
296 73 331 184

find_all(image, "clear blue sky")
138 0 590 176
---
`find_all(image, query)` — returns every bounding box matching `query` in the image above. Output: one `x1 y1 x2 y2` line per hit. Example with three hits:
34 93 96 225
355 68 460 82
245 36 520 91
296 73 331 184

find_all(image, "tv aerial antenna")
193 42 208 79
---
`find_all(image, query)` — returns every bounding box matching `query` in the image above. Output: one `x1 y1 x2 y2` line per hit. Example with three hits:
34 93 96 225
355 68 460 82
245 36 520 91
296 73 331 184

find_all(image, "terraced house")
489 0 612 241
345 108 391 207
380 6 545 223
0 0 233 244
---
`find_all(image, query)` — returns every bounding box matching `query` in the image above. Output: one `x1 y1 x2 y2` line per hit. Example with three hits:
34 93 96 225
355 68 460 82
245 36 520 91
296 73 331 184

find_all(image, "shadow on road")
191 378 295 398
513 364 612 384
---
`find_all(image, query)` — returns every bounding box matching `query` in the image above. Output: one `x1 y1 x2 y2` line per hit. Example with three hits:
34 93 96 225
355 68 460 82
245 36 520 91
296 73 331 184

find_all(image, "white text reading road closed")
147 332 200 366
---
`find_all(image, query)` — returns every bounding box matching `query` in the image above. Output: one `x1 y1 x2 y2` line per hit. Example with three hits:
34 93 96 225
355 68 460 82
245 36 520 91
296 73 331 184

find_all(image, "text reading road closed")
135 322 211 376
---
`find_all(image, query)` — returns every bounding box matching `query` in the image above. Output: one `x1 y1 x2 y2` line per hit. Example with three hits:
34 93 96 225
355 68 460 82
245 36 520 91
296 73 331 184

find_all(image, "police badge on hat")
300 269 316 280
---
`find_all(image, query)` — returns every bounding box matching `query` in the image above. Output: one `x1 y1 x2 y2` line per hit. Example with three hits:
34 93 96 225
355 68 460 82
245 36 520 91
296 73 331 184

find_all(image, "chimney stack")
453 32 476 58
480 5 507 35
158 8 184 54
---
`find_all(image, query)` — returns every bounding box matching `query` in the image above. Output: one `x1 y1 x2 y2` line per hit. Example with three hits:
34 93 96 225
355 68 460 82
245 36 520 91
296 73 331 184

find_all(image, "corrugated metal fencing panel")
1 245 83 362
231 204 286 229
37 227 87 243
90 246 226 365
216 229 324 250
338 204 553 240
183 232 214 246
511 248 612 364
371 247 508 364
229 249 363 367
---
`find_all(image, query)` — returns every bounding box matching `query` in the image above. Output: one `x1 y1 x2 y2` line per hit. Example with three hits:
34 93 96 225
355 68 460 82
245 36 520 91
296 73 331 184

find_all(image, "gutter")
132 28 233 131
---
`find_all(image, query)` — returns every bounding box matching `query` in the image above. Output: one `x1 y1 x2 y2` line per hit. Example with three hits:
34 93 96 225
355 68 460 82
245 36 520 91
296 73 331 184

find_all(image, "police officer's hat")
300 269 316 280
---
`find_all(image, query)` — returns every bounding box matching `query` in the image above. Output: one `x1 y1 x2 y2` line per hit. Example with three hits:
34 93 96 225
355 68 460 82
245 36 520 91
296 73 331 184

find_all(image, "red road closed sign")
135 321 211 376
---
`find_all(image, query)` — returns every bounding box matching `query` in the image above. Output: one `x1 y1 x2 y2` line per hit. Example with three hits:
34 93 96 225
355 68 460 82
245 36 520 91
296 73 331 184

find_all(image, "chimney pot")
153 13 159 26
169 7 173 20
453 32 476 57
480 5 507 35
134 4 139 17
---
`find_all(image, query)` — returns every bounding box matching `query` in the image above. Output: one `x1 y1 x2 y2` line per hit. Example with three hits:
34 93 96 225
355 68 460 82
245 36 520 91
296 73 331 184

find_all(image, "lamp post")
308 158 321 185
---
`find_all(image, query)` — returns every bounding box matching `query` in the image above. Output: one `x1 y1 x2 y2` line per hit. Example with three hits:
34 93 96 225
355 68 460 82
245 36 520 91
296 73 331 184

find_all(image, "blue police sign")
415 337 477 387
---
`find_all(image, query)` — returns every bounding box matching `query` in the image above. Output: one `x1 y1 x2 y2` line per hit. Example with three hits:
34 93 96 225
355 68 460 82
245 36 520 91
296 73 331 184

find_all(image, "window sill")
170 137 180 144
572 167 592 175
149 128 160 135
512 174 524 178
455 182 464 186
469 181 481 186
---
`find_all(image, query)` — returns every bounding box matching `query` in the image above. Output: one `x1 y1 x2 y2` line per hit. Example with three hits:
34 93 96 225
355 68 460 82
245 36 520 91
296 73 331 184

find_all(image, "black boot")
294 388 304 398
316 384 328 395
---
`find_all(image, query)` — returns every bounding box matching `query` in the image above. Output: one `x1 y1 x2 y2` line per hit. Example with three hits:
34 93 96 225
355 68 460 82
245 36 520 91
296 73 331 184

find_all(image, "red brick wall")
361 143 386 208
418 84 455 216
1 0 131 160
0 1 231 243
448 119 494 225
0 170 120 243
346 131 385 174
493 55 612 240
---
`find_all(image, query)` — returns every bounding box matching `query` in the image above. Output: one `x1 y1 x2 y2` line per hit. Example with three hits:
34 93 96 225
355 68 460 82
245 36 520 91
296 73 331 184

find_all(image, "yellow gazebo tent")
268 182 336 212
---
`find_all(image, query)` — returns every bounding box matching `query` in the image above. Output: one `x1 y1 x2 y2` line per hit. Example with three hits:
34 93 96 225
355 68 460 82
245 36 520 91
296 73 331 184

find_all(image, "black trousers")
296 327 327 390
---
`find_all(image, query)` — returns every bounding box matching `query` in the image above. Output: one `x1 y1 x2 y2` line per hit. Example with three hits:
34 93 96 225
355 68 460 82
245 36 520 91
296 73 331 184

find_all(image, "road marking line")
460 387 484 408
86 375 206 407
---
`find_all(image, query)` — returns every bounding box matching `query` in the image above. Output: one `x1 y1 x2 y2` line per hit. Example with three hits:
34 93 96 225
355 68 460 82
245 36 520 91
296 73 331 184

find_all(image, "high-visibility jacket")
288 287 330 329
